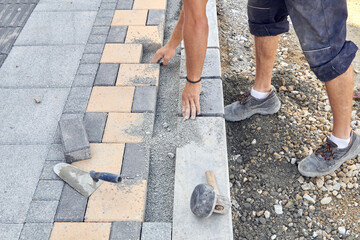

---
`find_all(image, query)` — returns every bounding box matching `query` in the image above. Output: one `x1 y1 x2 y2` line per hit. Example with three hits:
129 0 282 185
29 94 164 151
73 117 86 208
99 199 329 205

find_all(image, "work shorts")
247 0 358 82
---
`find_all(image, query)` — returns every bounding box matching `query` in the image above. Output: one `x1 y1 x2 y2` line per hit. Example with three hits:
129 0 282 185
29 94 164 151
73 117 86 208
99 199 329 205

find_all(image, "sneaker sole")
225 102 281 122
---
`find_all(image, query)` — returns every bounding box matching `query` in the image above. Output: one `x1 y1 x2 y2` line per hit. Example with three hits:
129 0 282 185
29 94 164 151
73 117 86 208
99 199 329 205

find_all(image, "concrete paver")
40 161 63 180
0 27 21 54
141 222 172 240
84 43 105 54
132 86 157 113
33 180 64 201
107 26 127 43
121 143 150 179
0 224 23 240
112 10 147 26
116 64 159 86
19 223 53 240
83 112 108 142
34 0 101 11
94 63 120 86
147 9 166 26
26 201 59 223
100 43 142 63
116 0 134 10
110 221 141 240
91 26 110 35
50 222 111 240
0 4 36 27
132 0 167 10
125 26 163 50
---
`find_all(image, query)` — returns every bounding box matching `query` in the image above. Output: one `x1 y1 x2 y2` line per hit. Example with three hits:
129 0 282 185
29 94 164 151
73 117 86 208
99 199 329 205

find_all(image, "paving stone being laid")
0 4 36 27
0 27 21 54
0 224 23 240
34 0 101 11
19 223 53 240
94 63 119 86
87 86 135 112
101 44 142 63
72 74 96 87
178 78 224 116
80 53 102 64
147 9 166 26
110 221 141 240
116 0 134 10
83 112 108 142
141 222 172 240
121 143 150 179
54 184 88 222
112 10 147 26
107 26 127 43
84 43 105 54
116 64 159 86
50 222 111 240
133 0 167 9
33 180 64 201
132 86 157 113
91 26 110 35
40 161 63 180
85 180 147 222
59 117 91 163
172 117 233 240
26 201 58 223
63 87 92 114
125 26 163 51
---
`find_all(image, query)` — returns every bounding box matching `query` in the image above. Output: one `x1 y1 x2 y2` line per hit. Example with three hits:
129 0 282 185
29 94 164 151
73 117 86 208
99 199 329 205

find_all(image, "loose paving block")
85 180 147 222
26 201 58 223
112 10 147 26
40 161 63 180
59 117 91 163
100 44 142 63
34 0 101 11
133 0 166 9
54 184 88 222
87 86 135 112
52 114 85 144
94 17 113 26
107 26 127 43
80 53 102 64
88 34 107 44
0 4 35 27
77 63 99 77
180 48 221 78
19 223 53 240
50 222 111 240
102 113 154 143
141 222 171 240
121 143 149 179
172 118 233 240
116 64 159 86
0 224 23 239
91 26 110 35
33 180 64 201
110 222 141 240
147 10 165 26
178 78 224 116
132 86 157 113
125 26 163 51
63 87 92 114
83 112 108 142
72 74 96 87
72 143 125 174
94 63 119 86
0 27 21 54
84 43 105 54
116 0 134 9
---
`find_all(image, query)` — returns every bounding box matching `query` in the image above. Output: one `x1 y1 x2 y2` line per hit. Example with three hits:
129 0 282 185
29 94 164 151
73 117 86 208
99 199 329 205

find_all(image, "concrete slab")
14 11 96 45
34 0 101 11
141 222 171 240
0 224 23 239
110 221 141 240
0 4 35 27
26 201 58 223
0 45 83 88
172 117 233 240
19 223 53 240
0 27 21 54
0 145 48 224
0 88 69 144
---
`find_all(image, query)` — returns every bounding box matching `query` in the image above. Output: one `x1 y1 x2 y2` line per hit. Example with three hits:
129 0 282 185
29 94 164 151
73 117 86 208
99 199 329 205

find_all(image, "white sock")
250 87 270 100
329 133 351 149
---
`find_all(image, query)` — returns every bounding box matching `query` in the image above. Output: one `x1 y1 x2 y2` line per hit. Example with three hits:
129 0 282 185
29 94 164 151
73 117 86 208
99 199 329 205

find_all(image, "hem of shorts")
248 20 289 37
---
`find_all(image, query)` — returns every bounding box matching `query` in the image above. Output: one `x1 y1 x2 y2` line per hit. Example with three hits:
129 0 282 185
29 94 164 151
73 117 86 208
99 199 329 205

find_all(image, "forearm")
166 7 185 49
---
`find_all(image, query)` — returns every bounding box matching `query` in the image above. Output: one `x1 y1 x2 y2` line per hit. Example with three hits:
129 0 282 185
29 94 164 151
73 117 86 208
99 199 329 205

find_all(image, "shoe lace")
315 141 335 161
239 93 249 105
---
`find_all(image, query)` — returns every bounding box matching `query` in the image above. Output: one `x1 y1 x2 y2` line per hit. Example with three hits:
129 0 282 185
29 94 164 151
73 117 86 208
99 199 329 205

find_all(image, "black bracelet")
186 76 202 84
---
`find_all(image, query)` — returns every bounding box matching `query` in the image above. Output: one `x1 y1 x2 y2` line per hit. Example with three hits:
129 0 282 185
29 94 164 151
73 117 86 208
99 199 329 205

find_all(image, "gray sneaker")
224 89 281 121
298 131 360 177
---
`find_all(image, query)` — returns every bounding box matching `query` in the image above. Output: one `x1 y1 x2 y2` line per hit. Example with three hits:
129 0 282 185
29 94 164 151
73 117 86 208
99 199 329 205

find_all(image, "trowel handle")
90 171 122 183
205 170 219 194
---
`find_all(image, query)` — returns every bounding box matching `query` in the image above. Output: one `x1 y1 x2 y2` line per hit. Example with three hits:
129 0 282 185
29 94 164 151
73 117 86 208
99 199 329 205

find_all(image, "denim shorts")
247 0 358 82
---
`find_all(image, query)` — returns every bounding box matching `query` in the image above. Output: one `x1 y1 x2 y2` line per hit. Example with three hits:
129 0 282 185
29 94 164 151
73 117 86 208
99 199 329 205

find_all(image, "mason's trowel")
54 163 122 198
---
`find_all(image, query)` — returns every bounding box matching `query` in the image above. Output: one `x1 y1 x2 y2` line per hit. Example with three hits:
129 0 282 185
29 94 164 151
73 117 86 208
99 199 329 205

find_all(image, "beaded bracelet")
186 76 202 84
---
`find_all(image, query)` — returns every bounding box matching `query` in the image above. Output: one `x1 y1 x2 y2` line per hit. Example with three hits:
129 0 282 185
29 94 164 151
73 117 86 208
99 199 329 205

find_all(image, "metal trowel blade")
54 163 103 198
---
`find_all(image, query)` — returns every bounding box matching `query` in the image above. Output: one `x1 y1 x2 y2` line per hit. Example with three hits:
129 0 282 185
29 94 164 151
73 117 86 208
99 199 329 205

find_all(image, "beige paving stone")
116 64 159 86
50 222 111 240
112 10 147 26
85 180 147 222
72 143 125 174
87 86 135 112
100 44 142 63
133 0 167 9
125 26 163 49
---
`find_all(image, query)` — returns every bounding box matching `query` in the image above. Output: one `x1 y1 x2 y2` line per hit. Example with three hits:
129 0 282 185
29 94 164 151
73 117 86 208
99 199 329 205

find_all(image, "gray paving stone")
121 143 149 179
46 144 65 160
173 117 233 240
19 223 52 240
88 34 107 44
26 201 58 223
15 11 96 45
80 53 102 64
141 222 171 240
132 86 157 113
55 184 87 222
52 114 85 144
116 0 133 9
33 180 64 201
77 63 99 77
97 9 114 18
0 224 23 239
0 54 6 66
0 4 35 27
0 45 83 88
0 88 69 144
180 48 221 78
59 116 91 163
34 0 101 11
147 10 165 26
84 43 105 54
94 17 113 26
91 26 110 35
107 26 127 43
103 0 117 2
72 74 96 87
63 87 92 114
83 112 108 143
110 221 141 240
178 78 224 116
0 145 48 224
40 161 63 180
100 2 117 10
94 63 119 86
0 0 38 3
0 27 21 54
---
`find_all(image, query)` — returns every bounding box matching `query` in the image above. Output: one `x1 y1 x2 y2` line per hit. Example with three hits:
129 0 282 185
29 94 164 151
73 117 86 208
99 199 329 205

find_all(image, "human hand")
150 45 176 66
182 81 201 120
